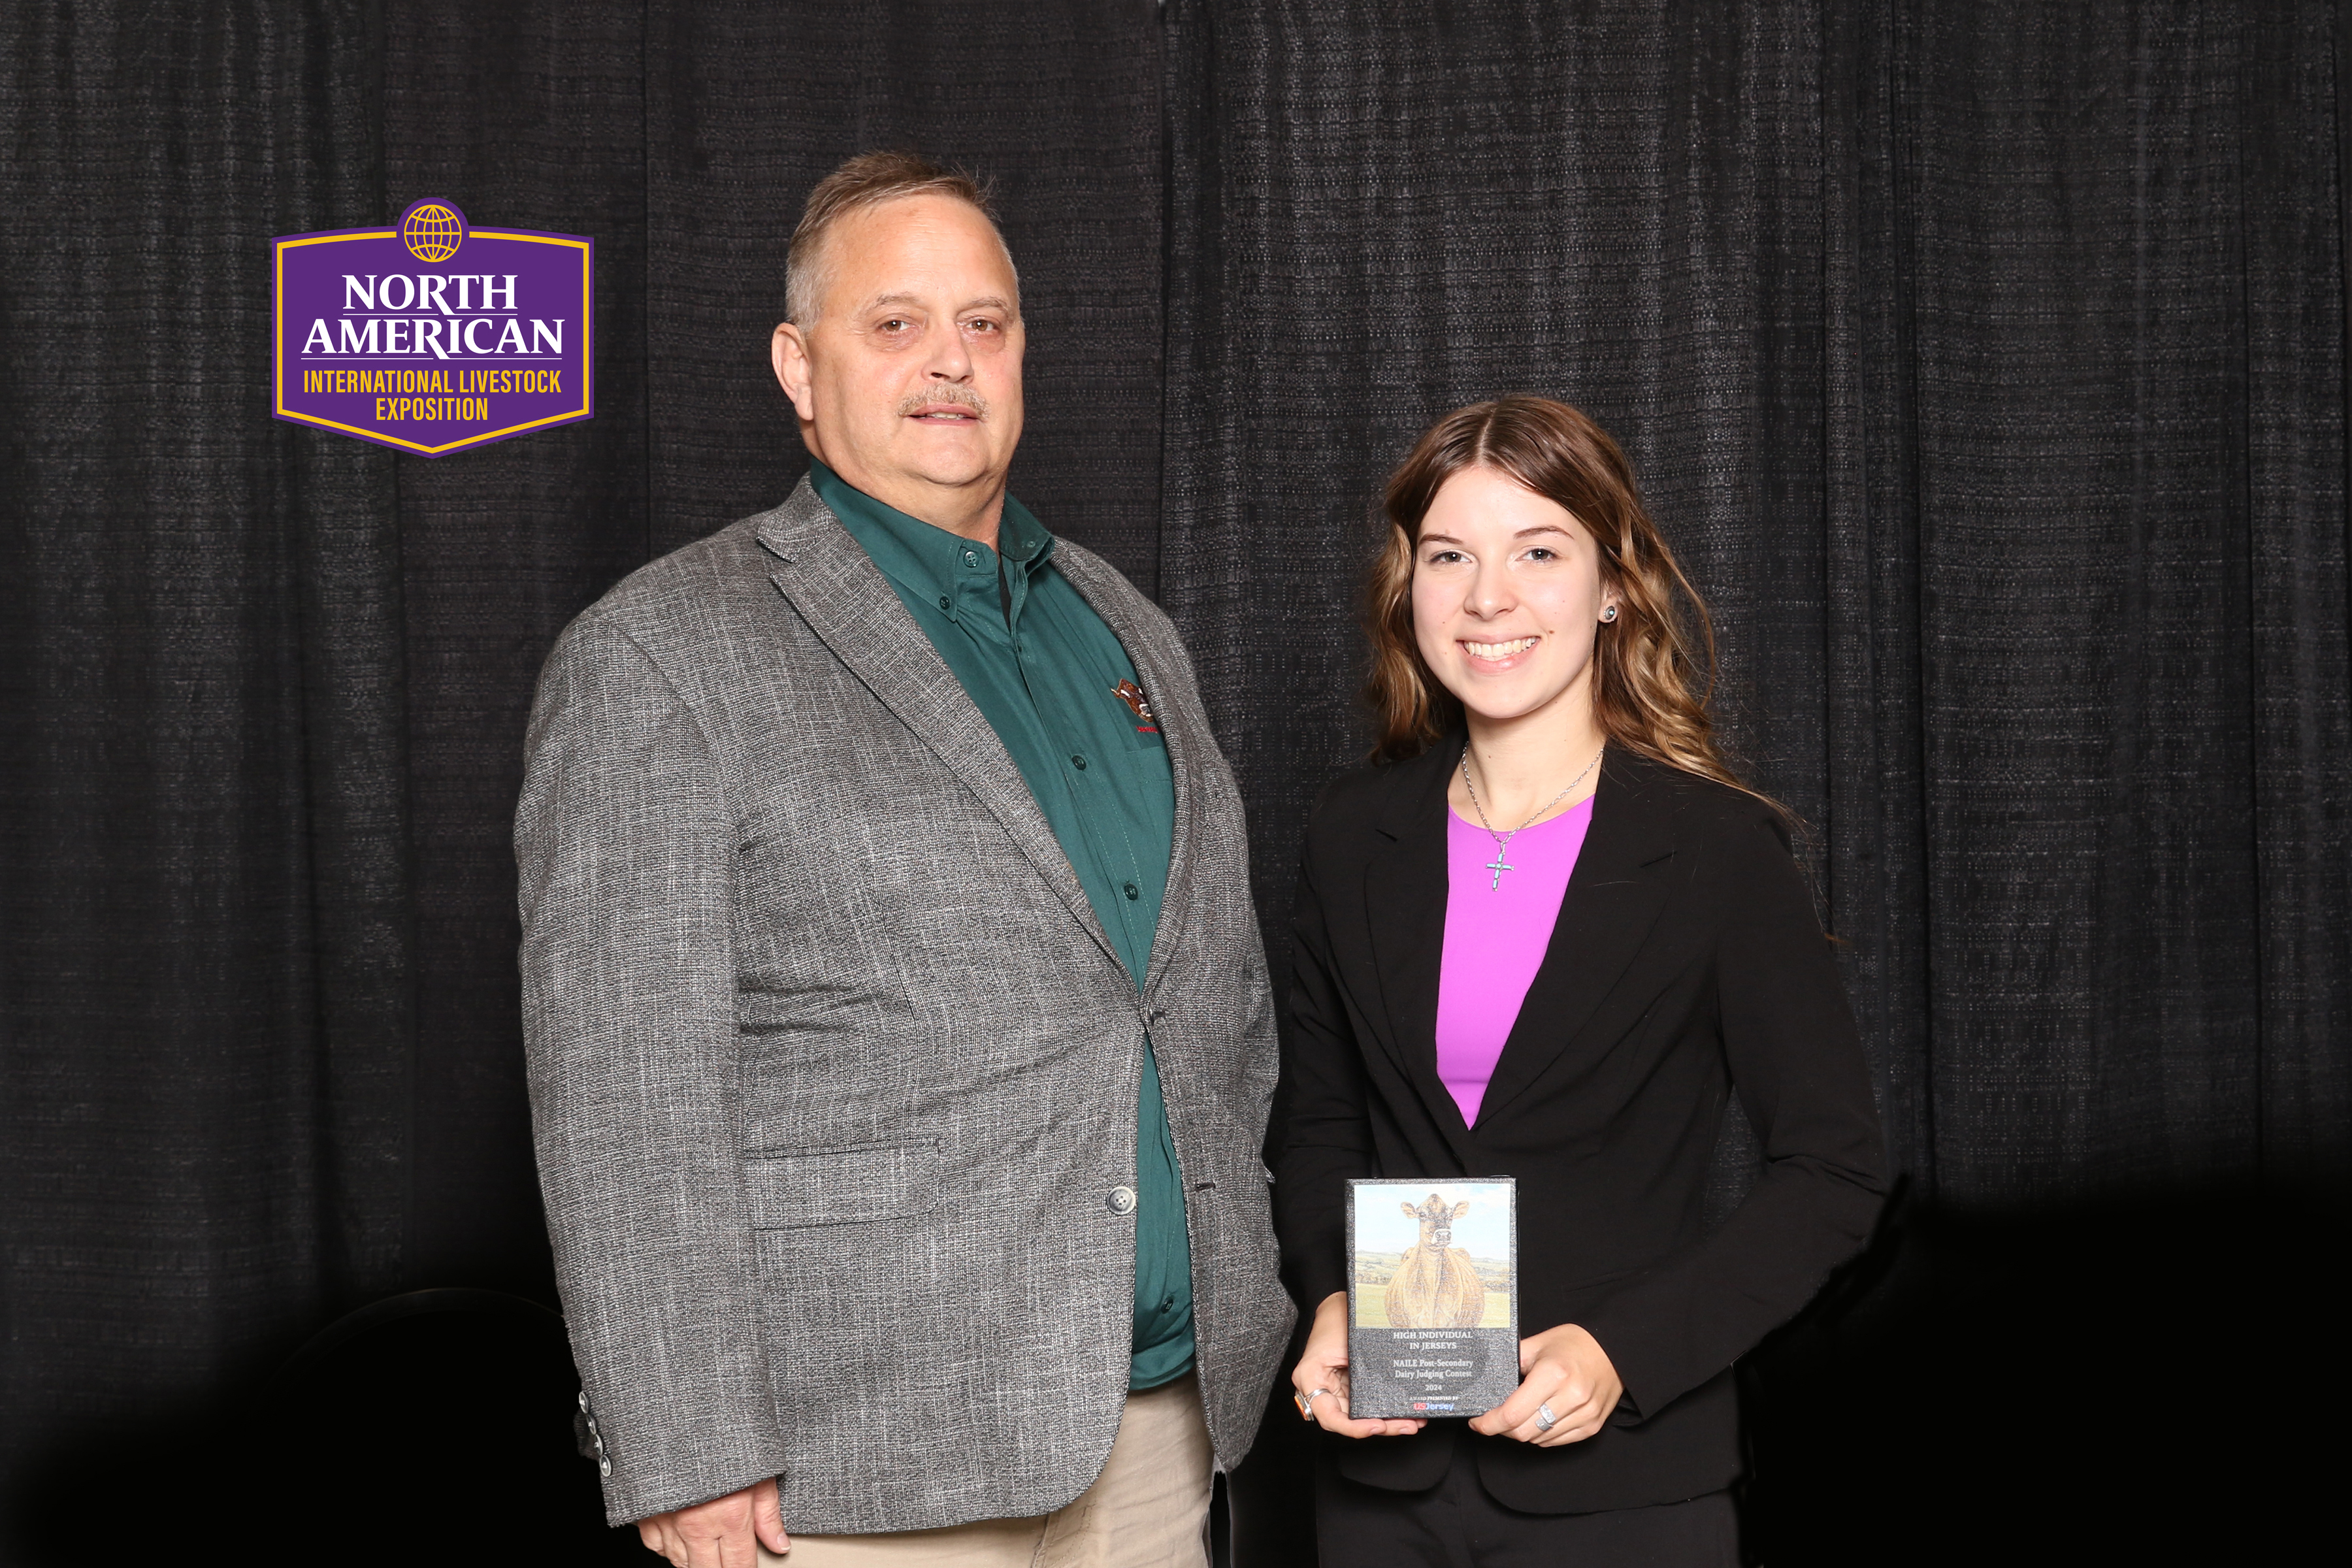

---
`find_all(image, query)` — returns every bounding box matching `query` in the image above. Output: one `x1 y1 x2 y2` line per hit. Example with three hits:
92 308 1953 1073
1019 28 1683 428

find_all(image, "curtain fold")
1881 0 2346 1196
2241 0 2352 1181
378 0 657 1296
1161 0 2349 1203
1 0 408 1458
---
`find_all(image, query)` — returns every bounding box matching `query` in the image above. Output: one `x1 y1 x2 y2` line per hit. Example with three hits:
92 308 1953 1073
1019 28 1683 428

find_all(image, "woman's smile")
1460 634 1543 666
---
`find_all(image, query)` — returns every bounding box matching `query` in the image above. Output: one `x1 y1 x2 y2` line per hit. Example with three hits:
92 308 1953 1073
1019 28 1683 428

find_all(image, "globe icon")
401 203 464 263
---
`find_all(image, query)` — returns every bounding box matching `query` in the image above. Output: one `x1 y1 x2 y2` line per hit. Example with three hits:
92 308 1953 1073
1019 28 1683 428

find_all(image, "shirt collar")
809 458 1055 614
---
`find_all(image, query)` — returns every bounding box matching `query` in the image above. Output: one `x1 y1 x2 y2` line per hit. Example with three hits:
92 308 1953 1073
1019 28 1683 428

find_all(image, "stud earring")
1601 604 1619 623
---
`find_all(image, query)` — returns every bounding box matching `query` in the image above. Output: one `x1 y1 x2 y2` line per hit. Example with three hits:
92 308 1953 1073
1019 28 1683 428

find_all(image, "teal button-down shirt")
811 460 1196 1391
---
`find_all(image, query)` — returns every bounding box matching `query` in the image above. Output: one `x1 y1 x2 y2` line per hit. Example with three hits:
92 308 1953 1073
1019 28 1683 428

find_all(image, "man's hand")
638 1477 789 1567
1290 1290 1429 1439
1468 1322 1623 1446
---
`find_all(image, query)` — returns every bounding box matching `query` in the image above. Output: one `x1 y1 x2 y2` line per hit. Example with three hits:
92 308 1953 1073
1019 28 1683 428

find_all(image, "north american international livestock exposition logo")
273 199 592 455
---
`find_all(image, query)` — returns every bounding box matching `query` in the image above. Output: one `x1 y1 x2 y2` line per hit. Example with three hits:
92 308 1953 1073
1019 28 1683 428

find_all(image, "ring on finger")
1533 1402 1557 1433
1296 1387 1331 1422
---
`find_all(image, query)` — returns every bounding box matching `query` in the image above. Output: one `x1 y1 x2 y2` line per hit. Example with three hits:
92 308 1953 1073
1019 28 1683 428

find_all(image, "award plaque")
1346 1178 1518 1419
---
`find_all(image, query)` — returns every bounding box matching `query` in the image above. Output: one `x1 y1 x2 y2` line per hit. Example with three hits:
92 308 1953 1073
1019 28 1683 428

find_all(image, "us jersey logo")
1113 679 1158 734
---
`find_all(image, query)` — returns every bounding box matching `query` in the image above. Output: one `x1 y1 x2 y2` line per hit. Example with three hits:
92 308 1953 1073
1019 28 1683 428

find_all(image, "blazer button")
1108 1185 1137 1215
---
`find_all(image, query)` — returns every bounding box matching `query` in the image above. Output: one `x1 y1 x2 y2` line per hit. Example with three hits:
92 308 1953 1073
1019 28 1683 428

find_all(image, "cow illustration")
1383 1193 1486 1328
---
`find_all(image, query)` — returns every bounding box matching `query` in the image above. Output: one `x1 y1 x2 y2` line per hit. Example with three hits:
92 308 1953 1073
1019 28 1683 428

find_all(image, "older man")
516 152 1291 1567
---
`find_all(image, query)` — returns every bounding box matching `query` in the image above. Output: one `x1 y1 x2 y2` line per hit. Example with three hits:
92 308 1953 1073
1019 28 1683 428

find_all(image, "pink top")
1435 795 1594 1127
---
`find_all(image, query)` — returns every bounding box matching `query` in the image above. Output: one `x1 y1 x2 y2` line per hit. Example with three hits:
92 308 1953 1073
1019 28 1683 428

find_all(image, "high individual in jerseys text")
517 152 1290 1568
1276 397 1886 1564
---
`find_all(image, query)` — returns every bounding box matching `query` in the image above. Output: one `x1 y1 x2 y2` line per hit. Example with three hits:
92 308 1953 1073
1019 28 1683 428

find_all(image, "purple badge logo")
274 198 592 456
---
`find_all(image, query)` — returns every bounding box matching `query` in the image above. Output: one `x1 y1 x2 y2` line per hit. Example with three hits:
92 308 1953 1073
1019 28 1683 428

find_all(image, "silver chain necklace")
1461 744 1604 890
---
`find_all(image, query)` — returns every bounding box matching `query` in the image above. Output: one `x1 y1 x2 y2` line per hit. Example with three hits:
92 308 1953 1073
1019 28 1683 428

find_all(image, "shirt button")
1071 753 1088 770
962 549 979 567
1108 1186 1137 1215
1124 881 1140 901
936 594 951 611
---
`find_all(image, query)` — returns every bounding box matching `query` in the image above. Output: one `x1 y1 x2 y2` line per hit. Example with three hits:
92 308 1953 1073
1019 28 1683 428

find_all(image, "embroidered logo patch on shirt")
1113 679 1158 734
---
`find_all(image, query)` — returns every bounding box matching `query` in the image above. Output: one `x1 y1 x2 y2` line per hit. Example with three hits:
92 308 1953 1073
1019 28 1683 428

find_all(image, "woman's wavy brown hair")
1365 395 1760 802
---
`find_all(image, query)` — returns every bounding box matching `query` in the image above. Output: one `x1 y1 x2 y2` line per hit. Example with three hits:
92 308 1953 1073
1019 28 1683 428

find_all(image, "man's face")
772 195 1025 522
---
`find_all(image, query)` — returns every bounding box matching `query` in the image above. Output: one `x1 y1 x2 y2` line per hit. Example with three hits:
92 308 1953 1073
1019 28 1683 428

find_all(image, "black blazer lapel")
1362 738 1483 1171
1472 750 1678 1129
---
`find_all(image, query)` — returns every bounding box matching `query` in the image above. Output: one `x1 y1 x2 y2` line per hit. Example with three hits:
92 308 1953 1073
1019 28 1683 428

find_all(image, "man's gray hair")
786 150 1019 325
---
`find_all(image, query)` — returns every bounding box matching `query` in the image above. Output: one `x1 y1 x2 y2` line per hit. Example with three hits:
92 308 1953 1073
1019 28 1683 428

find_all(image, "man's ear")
772 321 816 422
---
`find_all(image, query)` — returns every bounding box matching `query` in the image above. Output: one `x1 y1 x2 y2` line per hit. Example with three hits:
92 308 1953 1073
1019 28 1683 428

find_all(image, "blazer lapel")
1049 547 1201 1000
755 480 1124 975
1363 740 1483 1171
1471 750 1678 1129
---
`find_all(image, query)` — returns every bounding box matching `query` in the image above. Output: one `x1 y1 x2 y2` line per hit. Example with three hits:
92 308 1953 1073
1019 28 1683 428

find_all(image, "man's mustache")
896 385 988 418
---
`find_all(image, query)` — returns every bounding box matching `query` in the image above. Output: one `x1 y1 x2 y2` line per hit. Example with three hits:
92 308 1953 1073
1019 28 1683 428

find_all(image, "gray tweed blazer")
515 478 1292 1532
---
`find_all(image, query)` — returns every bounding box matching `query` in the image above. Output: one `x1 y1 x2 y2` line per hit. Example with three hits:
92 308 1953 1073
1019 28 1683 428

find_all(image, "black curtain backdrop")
3 3 2345 1563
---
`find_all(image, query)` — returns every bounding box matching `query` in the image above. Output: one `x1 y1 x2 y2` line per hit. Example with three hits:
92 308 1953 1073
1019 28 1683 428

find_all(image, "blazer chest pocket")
740 1140 939 1228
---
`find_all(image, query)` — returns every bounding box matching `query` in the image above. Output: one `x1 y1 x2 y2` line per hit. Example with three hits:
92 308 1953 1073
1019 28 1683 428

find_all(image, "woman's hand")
1469 1322 1623 1446
1290 1291 1429 1439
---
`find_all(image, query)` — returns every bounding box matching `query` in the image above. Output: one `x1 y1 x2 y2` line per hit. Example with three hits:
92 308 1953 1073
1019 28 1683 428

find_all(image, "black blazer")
1274 742 1886 1513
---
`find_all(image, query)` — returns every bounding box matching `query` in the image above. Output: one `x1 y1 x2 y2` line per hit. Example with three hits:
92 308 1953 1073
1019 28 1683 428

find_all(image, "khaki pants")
761 1373 1214 1568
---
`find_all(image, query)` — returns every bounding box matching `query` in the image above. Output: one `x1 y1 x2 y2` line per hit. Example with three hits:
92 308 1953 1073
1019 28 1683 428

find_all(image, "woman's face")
1410 465 1614 729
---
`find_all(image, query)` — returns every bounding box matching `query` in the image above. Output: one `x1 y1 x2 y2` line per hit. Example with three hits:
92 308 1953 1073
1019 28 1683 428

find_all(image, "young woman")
1275 397 1886 1564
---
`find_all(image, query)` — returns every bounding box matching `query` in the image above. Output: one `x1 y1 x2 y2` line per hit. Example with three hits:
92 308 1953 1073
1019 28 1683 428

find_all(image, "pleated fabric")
1160 0 2349 1205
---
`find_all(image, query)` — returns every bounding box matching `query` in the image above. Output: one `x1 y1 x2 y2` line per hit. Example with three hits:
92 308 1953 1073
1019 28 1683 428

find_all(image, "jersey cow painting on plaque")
1347 1178 1518 1418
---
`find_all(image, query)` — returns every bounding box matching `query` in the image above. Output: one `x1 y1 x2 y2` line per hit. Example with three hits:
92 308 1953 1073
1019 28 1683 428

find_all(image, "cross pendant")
1484 851 1514 890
